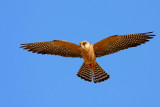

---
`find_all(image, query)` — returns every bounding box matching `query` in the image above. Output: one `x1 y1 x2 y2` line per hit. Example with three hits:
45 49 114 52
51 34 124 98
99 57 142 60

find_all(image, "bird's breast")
81 46 96 65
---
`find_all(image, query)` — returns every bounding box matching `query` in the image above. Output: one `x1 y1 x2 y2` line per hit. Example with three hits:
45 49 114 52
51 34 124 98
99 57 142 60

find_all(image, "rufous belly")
81 47 96 68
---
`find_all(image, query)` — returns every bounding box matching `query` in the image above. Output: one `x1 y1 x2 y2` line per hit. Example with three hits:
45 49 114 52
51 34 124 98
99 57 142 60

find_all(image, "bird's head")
80 41 90 48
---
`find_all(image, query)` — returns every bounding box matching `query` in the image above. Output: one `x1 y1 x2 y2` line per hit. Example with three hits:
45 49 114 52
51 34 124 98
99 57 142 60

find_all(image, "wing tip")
146 32 156 36
20 44 26 48
146 32 156 41
147 31 153 34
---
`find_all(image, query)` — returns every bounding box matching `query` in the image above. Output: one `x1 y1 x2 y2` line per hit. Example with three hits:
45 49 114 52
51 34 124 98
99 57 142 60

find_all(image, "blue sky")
0 0 160 107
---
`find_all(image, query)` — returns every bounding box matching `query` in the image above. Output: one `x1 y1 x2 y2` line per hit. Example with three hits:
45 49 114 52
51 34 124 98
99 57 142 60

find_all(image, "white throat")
84 43 90 48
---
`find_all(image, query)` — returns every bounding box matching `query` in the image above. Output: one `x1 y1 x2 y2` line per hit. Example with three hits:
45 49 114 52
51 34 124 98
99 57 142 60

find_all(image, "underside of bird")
77 62 110 83
20 32 155 83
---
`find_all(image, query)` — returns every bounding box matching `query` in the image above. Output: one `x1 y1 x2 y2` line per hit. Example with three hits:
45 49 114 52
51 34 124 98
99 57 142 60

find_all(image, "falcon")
20 32 155 83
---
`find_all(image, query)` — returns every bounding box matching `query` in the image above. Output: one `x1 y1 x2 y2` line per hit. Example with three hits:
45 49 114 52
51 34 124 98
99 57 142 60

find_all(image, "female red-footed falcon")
21 32 155 83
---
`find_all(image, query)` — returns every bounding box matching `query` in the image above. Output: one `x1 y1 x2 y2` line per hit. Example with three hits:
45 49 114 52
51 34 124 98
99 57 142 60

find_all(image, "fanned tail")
77 62 110 83
93 62 110 83
77 62 92 82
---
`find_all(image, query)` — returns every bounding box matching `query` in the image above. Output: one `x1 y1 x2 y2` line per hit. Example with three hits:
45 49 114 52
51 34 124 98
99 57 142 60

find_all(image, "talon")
88 64 94 68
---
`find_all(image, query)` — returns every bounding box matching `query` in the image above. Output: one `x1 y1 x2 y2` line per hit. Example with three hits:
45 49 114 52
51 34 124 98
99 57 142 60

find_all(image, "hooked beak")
80 43 82 47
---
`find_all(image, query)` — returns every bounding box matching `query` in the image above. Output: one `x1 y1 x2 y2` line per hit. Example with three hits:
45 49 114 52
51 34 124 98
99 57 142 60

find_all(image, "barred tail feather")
93 62 110 83
77 62 92 82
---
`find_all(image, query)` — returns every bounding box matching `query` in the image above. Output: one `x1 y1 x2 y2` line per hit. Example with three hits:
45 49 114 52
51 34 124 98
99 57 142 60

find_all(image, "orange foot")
88 64 94 68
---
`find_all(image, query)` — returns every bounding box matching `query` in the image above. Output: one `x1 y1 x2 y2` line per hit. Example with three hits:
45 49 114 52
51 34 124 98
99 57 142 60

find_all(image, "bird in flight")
21 32 155 83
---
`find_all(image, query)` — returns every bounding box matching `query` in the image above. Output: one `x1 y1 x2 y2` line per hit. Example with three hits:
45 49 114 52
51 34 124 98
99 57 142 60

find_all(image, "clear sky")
0 0 160 107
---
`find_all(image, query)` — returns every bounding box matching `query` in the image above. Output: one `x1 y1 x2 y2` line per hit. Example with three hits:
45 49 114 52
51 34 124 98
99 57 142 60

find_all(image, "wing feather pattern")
20 40 82 58
93 32 155 57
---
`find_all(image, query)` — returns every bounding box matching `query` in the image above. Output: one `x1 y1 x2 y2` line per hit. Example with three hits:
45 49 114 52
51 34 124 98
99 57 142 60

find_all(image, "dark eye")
83 42 87 46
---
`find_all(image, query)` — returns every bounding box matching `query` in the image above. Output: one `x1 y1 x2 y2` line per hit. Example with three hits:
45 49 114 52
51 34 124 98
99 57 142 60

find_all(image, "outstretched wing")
93 32 155 57
20 40 82 58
